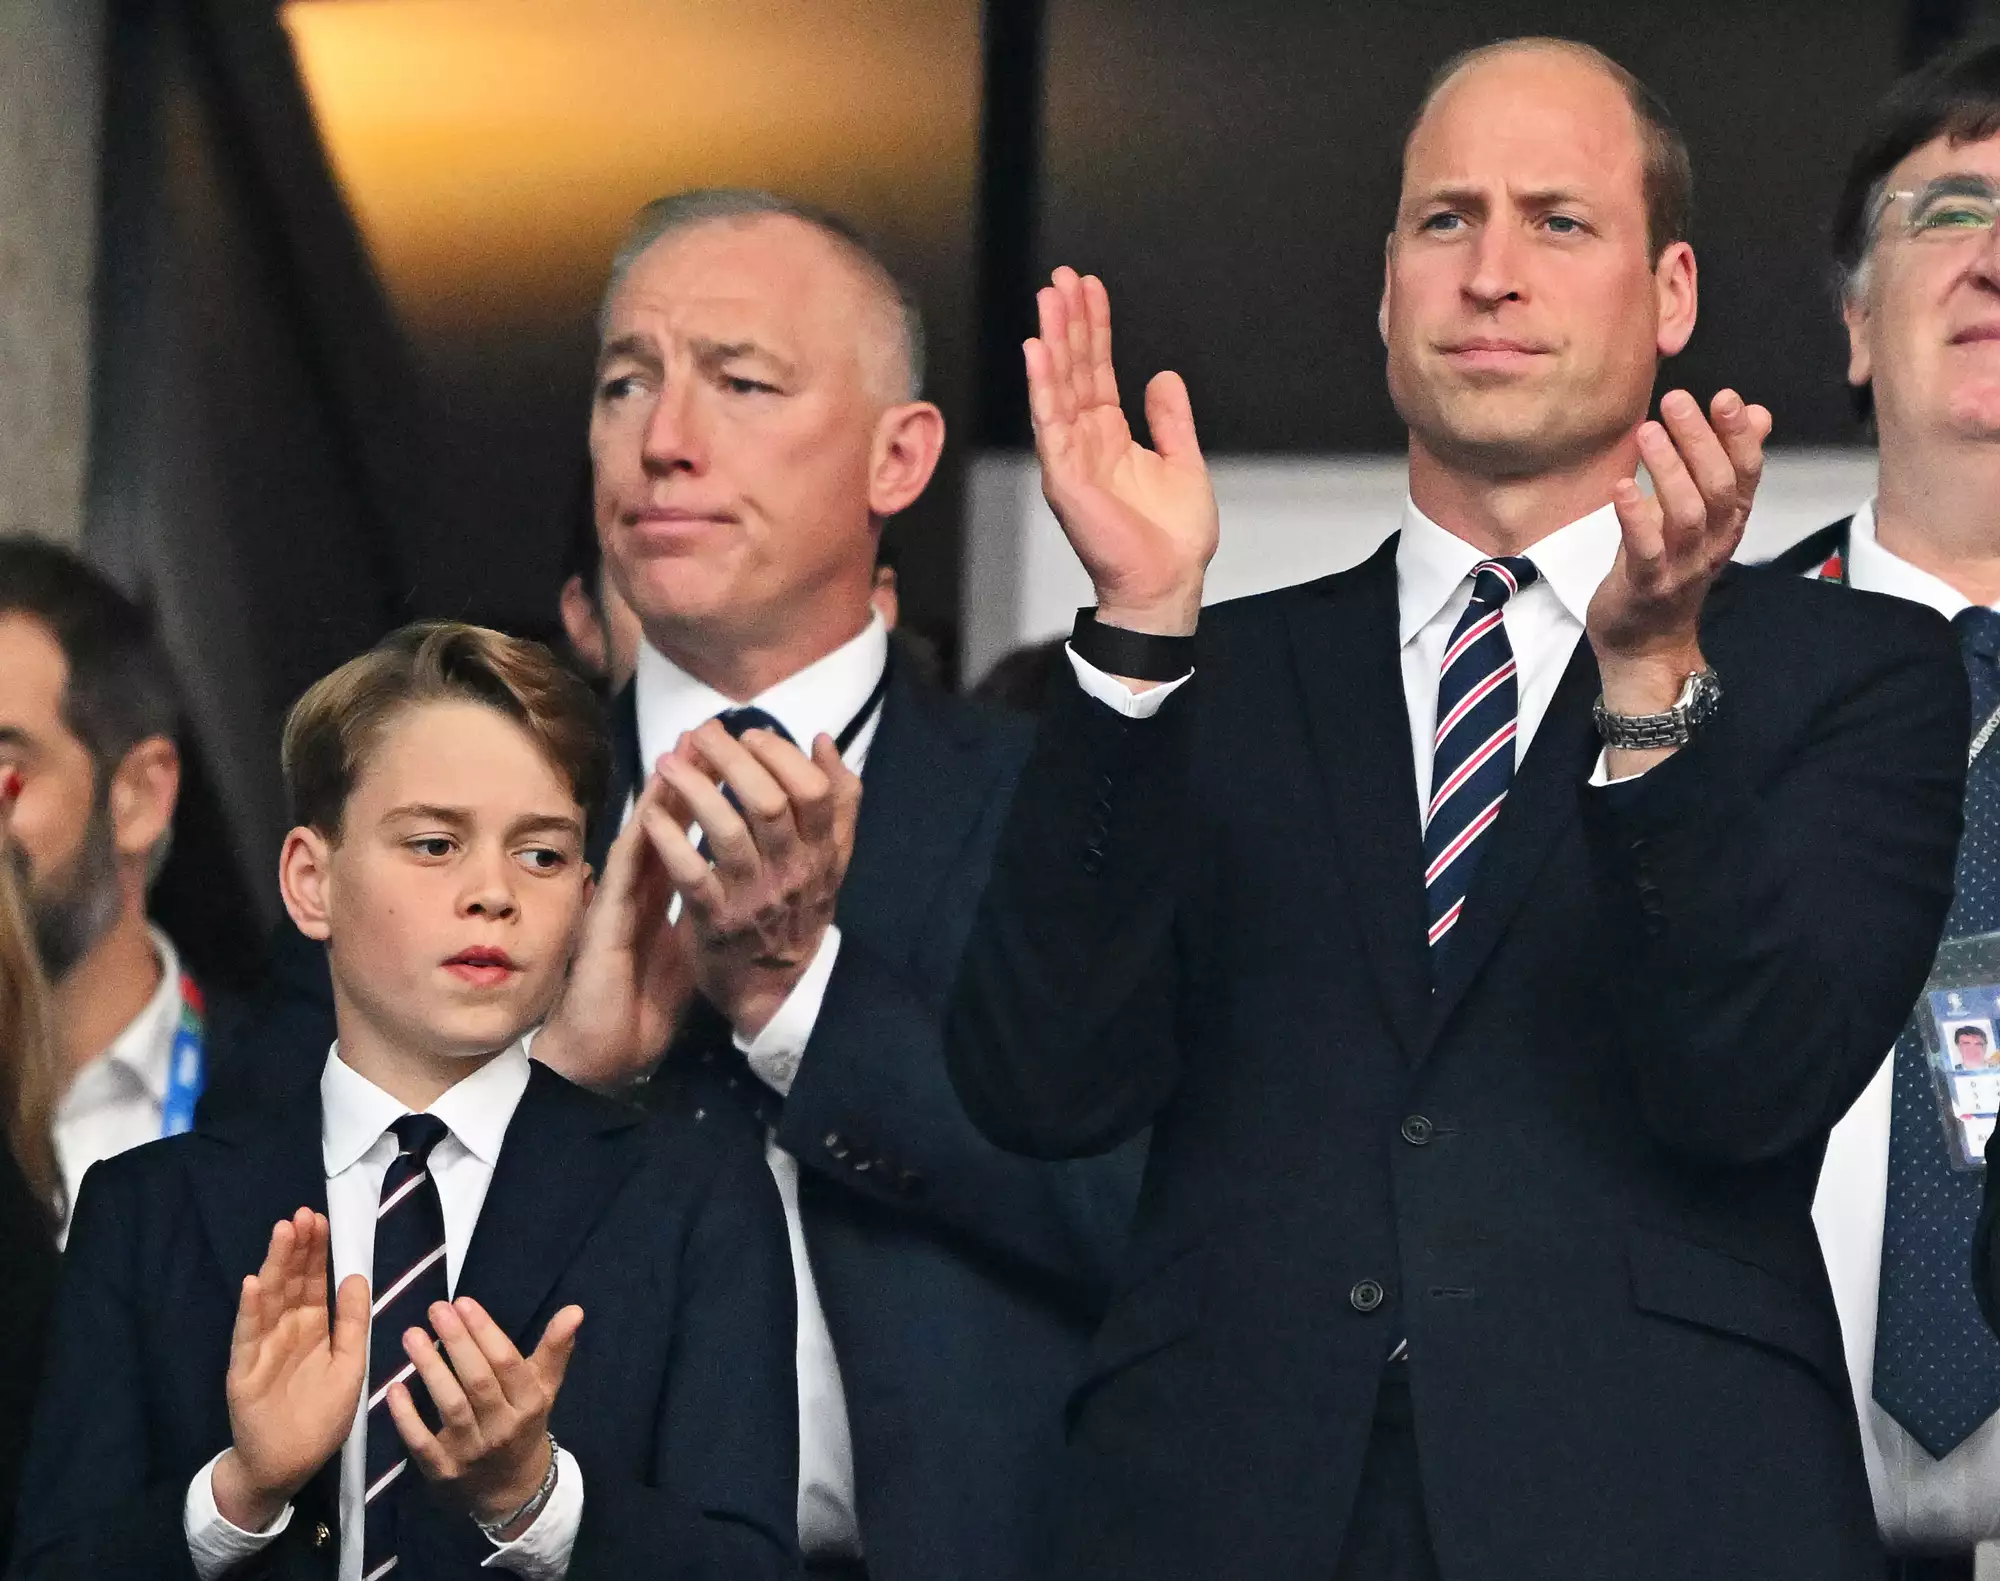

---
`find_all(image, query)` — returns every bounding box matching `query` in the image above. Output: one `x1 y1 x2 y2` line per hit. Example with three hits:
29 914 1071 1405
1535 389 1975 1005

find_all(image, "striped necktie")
362 1113 451 1580
1423 556 1540 959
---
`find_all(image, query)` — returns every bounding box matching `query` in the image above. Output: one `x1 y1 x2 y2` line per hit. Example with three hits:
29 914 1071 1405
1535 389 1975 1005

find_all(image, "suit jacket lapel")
454 1064 651 1348
1285 537 1433 1061
587 680 641 876
837 664 1016 958
1425 634 1601 1038
186 1065 330 1308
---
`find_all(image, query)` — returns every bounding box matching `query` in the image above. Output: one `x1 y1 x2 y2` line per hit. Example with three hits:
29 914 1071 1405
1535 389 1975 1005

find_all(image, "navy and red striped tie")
362 1113 451 1579
1423 557 1540 960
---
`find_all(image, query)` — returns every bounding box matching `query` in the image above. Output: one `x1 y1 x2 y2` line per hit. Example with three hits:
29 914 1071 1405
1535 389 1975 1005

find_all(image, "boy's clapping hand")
212 1209 369 1533
388 1297 584 1540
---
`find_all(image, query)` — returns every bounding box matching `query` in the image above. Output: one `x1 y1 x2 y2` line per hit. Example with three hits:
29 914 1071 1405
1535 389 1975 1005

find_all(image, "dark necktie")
703 706 797 837
1872 605 2000 1458
363 1113 451 1578
1423 557 1540 960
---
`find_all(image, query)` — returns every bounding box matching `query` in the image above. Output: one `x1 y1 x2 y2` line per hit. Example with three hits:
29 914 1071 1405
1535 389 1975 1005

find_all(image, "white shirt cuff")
185 1451 292 1581
1065 645 1193 719
1587 747 1651 788
481 1444 584 1577
734 925 842 1097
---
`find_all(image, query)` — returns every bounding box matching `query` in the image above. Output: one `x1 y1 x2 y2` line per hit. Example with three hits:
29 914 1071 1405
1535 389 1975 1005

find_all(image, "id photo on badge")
1915 931 2000 1171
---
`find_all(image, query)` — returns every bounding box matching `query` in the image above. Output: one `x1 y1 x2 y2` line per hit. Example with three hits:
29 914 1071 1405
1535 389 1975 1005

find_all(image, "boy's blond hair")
283 622 610 839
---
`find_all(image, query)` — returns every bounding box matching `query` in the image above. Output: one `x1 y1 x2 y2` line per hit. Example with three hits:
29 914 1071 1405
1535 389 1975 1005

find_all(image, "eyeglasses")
1873 175 2000 243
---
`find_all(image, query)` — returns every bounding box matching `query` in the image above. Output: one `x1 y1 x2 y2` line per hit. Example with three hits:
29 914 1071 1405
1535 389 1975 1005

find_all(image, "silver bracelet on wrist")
475 1433 560 1543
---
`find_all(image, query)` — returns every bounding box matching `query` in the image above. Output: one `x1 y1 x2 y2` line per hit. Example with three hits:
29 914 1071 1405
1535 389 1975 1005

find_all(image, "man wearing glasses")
1777 36 2000 1581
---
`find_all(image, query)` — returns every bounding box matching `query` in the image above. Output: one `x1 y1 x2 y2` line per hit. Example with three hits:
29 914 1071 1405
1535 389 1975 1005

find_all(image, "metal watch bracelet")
1591 668 1722 750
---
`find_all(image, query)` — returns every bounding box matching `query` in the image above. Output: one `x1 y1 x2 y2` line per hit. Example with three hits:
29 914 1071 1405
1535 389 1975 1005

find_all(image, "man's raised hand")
212 1209 368 1533
1028 267 1218 635
1588 388 1772 703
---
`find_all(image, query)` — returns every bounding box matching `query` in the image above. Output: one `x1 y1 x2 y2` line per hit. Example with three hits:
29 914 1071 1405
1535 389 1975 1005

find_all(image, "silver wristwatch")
1591 668 1721 750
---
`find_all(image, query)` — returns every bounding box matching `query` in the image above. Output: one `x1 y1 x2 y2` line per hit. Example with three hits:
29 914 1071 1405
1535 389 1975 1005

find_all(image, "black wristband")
1070 608 1197 682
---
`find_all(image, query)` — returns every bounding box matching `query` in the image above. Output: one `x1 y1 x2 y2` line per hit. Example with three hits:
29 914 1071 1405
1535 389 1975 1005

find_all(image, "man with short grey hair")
536 190 1142 1581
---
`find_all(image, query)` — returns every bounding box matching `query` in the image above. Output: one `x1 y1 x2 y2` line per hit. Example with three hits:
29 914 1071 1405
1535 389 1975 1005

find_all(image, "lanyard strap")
1974 706 2000 769
160 973 207 1138
833 656 893 759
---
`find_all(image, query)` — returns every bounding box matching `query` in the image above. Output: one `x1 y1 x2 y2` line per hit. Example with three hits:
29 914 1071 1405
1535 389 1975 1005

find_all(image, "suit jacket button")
1400 1115 1433 1146
825 1132 850 1159
1350 1279 1385 1313
312 1522 331 1548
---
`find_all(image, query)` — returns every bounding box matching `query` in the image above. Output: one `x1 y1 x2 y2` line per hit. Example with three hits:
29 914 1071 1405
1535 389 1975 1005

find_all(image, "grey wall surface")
0 0 105 548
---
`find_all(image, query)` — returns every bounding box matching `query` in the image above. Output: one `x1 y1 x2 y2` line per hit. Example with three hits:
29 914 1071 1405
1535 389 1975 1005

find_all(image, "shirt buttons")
1350 1279 1386 1313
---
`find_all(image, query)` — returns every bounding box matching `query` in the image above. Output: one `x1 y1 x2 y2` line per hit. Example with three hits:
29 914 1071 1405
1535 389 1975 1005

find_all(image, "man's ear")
107 736 179 865
559 574 610 677
1379 233 1395 347
1842 290 1874 389
1653 240 1698 359
868 401 946 519
279 825 336 943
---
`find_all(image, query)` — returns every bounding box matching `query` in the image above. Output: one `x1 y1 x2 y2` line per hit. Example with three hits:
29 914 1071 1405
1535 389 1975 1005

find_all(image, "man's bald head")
600 189 924 407
1406 38 1692 259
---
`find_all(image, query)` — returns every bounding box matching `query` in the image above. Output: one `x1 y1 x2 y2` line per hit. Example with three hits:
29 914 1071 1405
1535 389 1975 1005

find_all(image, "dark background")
84 0 1997 984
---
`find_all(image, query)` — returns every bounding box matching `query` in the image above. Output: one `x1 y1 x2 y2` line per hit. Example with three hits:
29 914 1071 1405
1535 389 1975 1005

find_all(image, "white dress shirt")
1811 498 2000 1560
183 1041 585 1580
1071 499 1624 807
632 612 888 1560
53 925 185 1244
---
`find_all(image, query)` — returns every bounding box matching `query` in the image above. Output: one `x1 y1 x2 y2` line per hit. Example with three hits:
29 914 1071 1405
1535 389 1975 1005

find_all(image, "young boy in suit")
10 622 799 1581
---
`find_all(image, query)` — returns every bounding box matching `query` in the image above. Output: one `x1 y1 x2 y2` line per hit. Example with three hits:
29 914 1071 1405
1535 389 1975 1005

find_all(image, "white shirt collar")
633 612 889 779
319 1038 532 1177
1844 498 1982 621
98 926 185 1105
1395 498 1623 644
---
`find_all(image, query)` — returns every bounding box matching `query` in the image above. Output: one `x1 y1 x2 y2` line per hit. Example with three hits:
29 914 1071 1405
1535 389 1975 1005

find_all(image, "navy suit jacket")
9 1059 799 1581
630 665 1145 1581
947 543 1966 1581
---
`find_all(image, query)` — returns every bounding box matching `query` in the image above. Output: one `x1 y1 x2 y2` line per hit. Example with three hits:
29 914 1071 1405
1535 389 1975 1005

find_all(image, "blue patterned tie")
1424 557 1540 958
695 707 795 858
687 707 795 1130
362 1114 451 1579
1872 606 2000 1459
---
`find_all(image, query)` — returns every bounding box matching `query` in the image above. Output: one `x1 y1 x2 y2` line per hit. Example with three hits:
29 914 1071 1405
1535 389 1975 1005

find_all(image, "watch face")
1683 669 1722 724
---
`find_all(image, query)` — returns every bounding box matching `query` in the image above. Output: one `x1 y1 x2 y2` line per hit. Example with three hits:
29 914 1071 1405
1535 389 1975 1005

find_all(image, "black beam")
973 0 1047 447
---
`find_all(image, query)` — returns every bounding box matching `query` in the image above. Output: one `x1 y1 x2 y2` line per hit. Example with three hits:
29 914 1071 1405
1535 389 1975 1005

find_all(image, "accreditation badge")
1914 930 2000 1171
